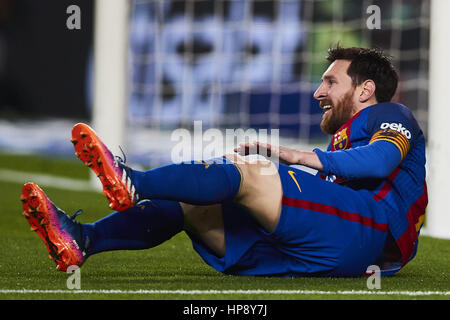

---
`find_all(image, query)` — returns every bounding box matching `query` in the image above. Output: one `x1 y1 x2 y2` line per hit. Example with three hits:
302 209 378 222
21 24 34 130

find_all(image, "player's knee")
223 154 282 233
224 154 279 193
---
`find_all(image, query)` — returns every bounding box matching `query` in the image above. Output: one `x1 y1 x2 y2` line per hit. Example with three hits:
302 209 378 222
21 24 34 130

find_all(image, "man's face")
314 60 358 134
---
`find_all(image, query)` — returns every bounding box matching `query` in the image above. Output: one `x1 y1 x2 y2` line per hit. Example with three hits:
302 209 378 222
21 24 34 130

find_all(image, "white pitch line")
0 169 96 192
1 289 450 296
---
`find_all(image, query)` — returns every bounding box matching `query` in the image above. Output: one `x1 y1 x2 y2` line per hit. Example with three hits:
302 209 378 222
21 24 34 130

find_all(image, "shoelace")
69 209 83 221
67 209 88 255
111 146 139 203
59 209 83 234
114 145 127 166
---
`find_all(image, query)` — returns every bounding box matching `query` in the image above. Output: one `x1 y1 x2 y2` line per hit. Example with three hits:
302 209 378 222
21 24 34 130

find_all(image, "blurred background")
0 0 430 165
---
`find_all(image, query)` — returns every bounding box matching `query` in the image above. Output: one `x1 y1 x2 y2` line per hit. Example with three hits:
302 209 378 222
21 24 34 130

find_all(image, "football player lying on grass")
21 46 426 277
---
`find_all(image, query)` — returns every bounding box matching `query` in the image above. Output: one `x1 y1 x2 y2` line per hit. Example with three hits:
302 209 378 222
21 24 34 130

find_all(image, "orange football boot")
21 183 86 272
71 123 139 211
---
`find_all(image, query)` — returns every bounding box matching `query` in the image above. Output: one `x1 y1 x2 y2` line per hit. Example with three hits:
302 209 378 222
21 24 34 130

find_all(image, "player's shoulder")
365 102 420 133
362 102 424 148
367 102 415 121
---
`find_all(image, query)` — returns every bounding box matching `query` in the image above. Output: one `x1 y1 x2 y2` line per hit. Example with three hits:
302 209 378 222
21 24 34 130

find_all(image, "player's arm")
235 138 403 179
318 103 417 180
313 140 403 179
303 105 415 179
234 142 324 171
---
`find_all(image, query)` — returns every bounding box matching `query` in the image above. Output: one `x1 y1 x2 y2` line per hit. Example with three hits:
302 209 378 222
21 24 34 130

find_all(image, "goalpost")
91 0 130 189
92 0 449 238
426 0 450 239
92 0 129 157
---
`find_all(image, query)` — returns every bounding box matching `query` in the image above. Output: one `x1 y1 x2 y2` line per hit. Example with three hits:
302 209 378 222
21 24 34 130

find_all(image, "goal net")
123 0 430 166
94 0 450 238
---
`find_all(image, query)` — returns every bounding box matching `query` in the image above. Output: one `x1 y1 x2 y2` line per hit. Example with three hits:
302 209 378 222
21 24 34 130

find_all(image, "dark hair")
326 46 399 103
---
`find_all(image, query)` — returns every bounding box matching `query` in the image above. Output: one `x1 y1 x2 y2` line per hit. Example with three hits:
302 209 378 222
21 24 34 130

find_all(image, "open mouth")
321 104 332 112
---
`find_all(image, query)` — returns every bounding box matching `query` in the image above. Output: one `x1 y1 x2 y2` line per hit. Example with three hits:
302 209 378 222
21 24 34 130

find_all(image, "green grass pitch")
1 152 450 300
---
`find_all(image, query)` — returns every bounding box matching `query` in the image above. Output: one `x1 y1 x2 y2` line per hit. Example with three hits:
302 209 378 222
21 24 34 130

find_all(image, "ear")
358 80 376 103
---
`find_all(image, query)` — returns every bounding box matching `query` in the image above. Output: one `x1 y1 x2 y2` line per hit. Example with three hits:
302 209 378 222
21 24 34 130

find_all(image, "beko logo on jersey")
380 122 411 139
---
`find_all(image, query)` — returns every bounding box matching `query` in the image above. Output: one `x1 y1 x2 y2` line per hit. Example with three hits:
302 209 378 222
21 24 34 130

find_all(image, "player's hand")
234 142 301 165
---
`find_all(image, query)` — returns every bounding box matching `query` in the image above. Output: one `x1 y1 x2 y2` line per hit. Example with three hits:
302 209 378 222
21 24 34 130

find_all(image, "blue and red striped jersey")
316 102 427 271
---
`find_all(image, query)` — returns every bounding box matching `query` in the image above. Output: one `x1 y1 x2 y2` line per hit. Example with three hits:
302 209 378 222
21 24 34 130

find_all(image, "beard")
320 88 356 135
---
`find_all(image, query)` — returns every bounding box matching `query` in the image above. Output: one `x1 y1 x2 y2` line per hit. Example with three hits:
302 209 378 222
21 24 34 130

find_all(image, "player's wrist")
296 151 323 171
295 151 306 166
289 149 304 166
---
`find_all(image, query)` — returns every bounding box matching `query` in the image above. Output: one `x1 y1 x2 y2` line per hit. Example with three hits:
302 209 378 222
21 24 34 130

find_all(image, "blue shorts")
188 163 390 277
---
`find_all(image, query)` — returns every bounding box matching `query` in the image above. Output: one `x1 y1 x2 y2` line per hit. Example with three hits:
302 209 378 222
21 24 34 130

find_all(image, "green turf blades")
0 153 450 300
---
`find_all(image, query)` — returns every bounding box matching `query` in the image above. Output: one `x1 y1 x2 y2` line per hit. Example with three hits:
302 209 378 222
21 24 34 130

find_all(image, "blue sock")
131 157 241 205
81 200 183 256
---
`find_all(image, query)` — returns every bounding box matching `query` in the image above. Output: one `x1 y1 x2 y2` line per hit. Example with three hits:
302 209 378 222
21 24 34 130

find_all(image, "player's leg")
128 154 281 236
181 202 225 257
75 199 226 259
72 123 241 212
192 164 391 277
21 182 188 270
80 201 226 260
265 164 389 276
72 123 282 234
81 199 184 255
223 153 282 233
